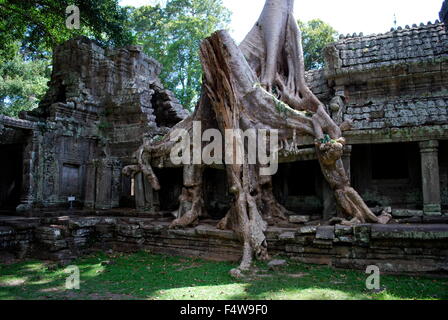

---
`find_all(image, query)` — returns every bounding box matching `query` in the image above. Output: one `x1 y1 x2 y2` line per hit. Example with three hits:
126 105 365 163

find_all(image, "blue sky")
119 0 444 43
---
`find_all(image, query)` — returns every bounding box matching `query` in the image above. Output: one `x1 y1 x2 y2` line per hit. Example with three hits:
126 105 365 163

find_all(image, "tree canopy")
127 0 231 111
0 43 51 117
0 0 134 59
298 19 338 70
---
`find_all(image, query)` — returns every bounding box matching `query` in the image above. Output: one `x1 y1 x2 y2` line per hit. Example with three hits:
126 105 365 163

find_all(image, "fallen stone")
101 260 116 266
229 268 244 279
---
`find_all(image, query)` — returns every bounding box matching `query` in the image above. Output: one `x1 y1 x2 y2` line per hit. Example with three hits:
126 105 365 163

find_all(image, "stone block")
353 224 371 247
392 209 423 217
195 225 238 240
69 218 101 228
289 215 310 224
278 232 296 241
315 226 335 240
371 224 448 240
297 226 317 235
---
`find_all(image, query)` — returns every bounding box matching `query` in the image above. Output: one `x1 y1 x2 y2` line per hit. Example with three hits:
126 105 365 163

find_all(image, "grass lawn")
0 251 447 300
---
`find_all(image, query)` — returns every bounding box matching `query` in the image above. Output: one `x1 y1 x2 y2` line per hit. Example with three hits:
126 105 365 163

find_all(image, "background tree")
0 0 133 60
127 0 231 111
298 19 338 70
0 0 134 116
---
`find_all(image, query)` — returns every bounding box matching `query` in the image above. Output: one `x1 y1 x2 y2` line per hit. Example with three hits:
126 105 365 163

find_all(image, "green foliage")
298 19 338 70
0 0 134 60
0 44 51 117
127 0 231 111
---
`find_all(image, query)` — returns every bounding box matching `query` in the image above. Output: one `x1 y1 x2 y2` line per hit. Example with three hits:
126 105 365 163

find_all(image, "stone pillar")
84 162 96 209
95 159 113 210
17 131 39 213
419 140 441 215
88 158 122 210
134 172 146 211
134 172 156 213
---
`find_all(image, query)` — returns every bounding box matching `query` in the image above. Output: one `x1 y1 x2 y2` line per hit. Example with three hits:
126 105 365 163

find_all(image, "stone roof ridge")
338 20 444 41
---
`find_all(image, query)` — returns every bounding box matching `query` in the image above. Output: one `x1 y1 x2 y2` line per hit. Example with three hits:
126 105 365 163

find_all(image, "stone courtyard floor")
1 251 447 300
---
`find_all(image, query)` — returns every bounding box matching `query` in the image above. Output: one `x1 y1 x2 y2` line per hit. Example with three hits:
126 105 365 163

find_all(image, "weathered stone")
315 226 335 240
69 218 101 229
117 224 143 238
195 225 238 240
297 226 317 235
278 232 296 241
289 215 310 224
371 224 448 240
72 228 92 237
392 209 424 217
335 225 353 236
353 225 371 247
35 227 63 240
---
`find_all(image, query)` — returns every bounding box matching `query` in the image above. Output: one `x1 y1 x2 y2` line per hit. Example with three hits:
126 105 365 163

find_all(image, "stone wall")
0 37 188 212
1 216 447 273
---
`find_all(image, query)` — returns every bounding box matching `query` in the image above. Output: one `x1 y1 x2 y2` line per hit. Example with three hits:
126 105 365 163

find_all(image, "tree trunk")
124 0 389 273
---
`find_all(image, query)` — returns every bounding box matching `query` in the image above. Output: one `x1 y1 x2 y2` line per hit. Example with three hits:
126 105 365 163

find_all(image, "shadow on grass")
1 252 447 300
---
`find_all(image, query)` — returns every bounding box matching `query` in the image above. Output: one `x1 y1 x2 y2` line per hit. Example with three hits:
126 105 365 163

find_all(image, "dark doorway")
272 161 324 214
154 168 183 211
0 144 23 210
203 168 231 219
351 143 422 209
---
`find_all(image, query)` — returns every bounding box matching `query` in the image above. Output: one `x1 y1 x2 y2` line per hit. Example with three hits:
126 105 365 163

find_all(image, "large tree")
127 0 231 111
0 43 51 117
128 0 392 274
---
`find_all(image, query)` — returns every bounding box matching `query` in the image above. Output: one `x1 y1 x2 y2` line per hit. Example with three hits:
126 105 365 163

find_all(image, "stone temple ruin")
1 16 448 272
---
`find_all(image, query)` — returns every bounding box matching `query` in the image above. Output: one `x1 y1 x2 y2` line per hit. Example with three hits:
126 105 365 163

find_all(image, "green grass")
0 251 447 300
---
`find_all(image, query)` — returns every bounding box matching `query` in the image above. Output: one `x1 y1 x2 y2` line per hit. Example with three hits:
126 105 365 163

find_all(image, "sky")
119 0 444 43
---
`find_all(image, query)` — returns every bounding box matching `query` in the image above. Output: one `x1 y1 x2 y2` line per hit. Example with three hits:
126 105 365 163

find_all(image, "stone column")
419 140 441 215
134 172 146 211
84 161 96 209
95 159 113 210
17 130 39 213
